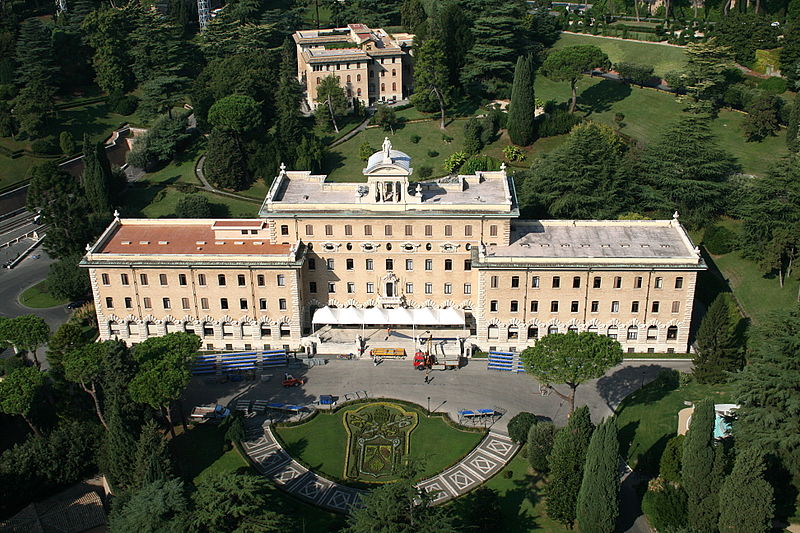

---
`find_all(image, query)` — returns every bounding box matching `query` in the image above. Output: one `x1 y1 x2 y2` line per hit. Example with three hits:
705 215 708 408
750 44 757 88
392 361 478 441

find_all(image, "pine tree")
546 406 594 528
682 399 723 533
576 417 620 533
410 38 450 129
527 420 556 473
693 294 743 384
508 54 536 146
205 128 251 191
718 447 774 533
133 419 173 490
80 135 113 216
275 38 304 167
14 18 59 88
787 95 800 152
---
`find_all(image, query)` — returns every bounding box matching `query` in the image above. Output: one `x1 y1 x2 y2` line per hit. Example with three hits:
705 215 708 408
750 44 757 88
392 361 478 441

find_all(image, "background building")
83 141 705 356
294 24 413 109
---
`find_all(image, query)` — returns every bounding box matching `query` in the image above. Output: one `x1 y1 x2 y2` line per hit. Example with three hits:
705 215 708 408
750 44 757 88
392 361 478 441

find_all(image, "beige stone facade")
294 24 413 109
83 141 705 354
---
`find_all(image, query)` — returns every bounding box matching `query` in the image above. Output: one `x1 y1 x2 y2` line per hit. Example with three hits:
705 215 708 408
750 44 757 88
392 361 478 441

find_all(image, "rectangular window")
530 301 539 312
325 225 333 236
405 282 413 293
238 274 246 286
573 276 581 288
200 298 208 310
159 274 168 286
240 298 248 310
308 259 316 270
490 300 498 312
346 258 354 270
591 300 599 312
384 224 392 236
366 282 374 293
326 258 334 270
672 301 680 313
218 274 226 286
444 283 452 295
259 298 267 310
178 274 187 286
464 260 471 271
101 273 109 285
627 328 638 340
364 225 372 236
305 224 313 236
277 274 285 286
550 301 559 312
675 277 684 289
667 327 678 340
444 225 452 236
425 225 432 236
611 301 620 313
552 276 560 288
328 282 335 293
120 273 129 285
124 297 132 309
280 225 289 236
140 273 148 285
406 259 413 271
510 300 518 312
532 276 540 288
345 225 352 236
405 225 412 236
181 297 190 310
444 259 452 271
279 299 287 310
310 282 317 293
511 276 520 288
386 259 394 270
143 297 151 309
652 301 660 313
425 259 432 271
593 276 601 289
347 282 355 293
614 276 622 289
464 225 472 237
464 283 471 294
425 283 433 294
631 301 640 312
163 297 170 309
490 276 498 289
655 277 663 289
220 298 228 310
366 259 374 271
257 275 265 286
571 301 579 313
489 225 498 237
634 276 643 289
198 273 206 286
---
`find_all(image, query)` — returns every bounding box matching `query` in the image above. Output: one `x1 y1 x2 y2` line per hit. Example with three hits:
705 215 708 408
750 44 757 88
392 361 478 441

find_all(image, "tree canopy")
542 45 610 113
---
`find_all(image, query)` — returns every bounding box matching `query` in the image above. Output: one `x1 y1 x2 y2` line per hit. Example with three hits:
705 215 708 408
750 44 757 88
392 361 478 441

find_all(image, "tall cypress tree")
576 417 620 533
787 95 800 153
718 447 774 533
133 419 173 491
205 128 251 190
101 397 139 492
693 293 743 384
546 406 594 528
80 135 112 216
508 54 536 146
528 420 556 473
275 38 304 167
15 18 59 88
682 399 723 533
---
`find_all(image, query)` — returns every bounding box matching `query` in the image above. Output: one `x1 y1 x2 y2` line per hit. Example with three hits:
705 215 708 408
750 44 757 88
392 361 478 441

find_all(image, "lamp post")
427 396 431 416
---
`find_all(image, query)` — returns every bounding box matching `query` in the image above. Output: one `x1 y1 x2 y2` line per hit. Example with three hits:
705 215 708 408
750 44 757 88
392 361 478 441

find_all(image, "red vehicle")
413 352 431 370
282 375 307 387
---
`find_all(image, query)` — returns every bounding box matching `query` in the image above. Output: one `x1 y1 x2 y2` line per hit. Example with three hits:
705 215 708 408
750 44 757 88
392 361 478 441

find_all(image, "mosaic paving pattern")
240 420 518 513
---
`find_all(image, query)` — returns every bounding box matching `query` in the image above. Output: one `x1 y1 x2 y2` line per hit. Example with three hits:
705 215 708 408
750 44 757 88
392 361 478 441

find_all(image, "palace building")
294 24 413 109
82 140 705 356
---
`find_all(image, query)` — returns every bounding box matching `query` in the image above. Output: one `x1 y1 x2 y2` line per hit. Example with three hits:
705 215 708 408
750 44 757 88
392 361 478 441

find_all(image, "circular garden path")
241 418 519 513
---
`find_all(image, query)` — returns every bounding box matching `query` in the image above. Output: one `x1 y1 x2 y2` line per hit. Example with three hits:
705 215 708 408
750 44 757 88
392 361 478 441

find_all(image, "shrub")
503 145 526 162
528 421 556 473
461 155 500 174
108 91 139 116
537 109 581 137
758 76 787 95
723 83 759 110
0 355 24 376
464 118 487 154
359 141 373 161
744 95 781 141
442 151 468 173
427 150 439 158
417 165 433 178
441 134 453 143
641 482 688 532
410 134 421 143
59 131 76 155
31 136 59 155
659 435 684 483
507 412 538 444
664 70 688 92
175 193 213 218
702 224 737 255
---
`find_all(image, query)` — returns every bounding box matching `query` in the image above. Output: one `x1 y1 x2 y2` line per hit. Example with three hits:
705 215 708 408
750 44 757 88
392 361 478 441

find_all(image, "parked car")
66 300 87 309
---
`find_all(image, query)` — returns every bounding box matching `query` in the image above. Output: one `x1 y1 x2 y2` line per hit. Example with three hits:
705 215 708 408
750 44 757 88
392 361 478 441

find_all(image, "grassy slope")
124 186 259 219
616 377 734 472
274 402 484 483
553 33 687 77
18 280 69 308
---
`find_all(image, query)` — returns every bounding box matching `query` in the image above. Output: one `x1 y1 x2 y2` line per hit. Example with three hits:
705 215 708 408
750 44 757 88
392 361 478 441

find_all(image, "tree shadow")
617 420 640 460
209 202 231 218
635 433 671 477
616 470 650 533
322 150 345 174
577 79 632 116
170 423 227 481
596 364 675 412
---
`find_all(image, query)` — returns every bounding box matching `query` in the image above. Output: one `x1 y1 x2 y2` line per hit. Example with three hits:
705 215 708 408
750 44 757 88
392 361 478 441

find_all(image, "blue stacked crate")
218 351 259 372
487 351 515 372
514 357 526 373
260 349 288 368
192 353 218 375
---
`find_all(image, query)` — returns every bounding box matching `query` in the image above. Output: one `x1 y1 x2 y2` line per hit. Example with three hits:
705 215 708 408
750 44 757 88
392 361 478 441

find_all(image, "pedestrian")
373 356 378 366
424 367 431 384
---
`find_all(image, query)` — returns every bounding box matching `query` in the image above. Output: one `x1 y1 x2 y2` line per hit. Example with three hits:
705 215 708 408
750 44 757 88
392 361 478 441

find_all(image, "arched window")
381 83 385 91
568 325 578 333
647 325 658 340
260 323 272 337
109 321 120 336
316 78 321 84
392 68 396 76
586 325 598 334
392 82 396 91
145 321 157 335
357 73 361 81
346 74 351 82
184 322 196 334
357 88 362 96
527 326 538 339
667 326 678 340
165 321 180 334
202 322 214 336
548 325 559 335
279 323 291 338
508 325 519 339
627 325 638 340
127 322 139 336
241 322 253 337
222 322 234 338
607 325 618 339
487 324 499 339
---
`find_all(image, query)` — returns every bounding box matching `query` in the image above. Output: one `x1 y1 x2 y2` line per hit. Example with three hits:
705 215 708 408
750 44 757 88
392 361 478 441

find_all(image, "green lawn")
449 454 570 533
274 401 484 484
123 185 260 219
139 137 206 186
616 372 734 474
553 33 687 77
18 280 69 309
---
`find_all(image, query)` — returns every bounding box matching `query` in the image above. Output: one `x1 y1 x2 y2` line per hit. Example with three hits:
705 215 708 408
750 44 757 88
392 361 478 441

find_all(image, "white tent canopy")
312 306 465 326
